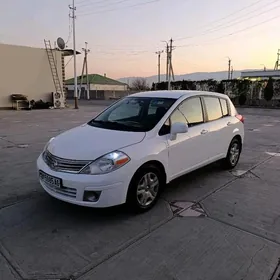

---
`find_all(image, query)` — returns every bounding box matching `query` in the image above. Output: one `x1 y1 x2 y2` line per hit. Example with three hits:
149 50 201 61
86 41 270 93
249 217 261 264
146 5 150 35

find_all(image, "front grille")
43 150 90 174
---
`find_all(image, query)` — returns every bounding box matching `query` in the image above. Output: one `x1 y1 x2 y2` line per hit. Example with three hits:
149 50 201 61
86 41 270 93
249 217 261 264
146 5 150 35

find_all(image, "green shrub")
239 94 247 105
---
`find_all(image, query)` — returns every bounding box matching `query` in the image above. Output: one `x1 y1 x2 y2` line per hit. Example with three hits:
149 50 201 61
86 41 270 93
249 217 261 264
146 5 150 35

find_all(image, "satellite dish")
57 37 65 50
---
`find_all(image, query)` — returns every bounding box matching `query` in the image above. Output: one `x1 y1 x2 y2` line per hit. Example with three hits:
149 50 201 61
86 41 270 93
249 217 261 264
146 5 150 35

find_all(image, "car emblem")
52 161 58 169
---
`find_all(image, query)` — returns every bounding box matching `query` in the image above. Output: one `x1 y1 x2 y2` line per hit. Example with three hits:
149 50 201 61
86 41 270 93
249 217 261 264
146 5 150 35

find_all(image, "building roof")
60 49 81 57
65 74 127 86
131 90 227 99
241 70 280 78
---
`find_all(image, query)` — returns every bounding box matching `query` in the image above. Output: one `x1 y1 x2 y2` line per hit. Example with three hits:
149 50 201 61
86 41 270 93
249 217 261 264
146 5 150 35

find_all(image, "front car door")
166 96 213 180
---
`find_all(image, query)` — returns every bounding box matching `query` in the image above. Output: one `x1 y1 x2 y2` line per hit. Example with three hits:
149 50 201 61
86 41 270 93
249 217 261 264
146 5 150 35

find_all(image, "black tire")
222 137 242 170
126 164 164 213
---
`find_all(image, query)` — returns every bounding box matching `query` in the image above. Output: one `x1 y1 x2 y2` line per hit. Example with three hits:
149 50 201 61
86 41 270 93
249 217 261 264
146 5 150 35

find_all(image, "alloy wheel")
136 172 159 207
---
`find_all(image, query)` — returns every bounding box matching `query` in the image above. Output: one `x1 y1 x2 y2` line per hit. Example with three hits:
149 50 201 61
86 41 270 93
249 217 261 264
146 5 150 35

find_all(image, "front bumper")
36 154 130 208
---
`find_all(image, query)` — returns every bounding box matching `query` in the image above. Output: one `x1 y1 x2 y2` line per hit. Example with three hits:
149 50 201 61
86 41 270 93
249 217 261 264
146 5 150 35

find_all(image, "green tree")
216 82 225 94
264 78 274 101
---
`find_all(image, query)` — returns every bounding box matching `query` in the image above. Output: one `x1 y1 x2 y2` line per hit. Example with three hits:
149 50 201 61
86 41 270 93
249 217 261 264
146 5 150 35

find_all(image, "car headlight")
80 151 130 175
43 137 55 152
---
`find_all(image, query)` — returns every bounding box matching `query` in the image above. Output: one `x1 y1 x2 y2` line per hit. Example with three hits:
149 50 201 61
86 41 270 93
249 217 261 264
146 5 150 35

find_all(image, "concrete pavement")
0 106 280 280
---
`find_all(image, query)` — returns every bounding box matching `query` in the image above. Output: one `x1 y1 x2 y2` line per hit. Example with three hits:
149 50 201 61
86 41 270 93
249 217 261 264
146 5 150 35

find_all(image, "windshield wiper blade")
90 120 128 127
89 120 142 130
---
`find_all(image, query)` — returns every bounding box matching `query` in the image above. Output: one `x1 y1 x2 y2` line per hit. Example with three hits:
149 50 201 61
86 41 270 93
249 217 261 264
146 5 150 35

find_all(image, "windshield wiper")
88 119 144 131
89 119 132 128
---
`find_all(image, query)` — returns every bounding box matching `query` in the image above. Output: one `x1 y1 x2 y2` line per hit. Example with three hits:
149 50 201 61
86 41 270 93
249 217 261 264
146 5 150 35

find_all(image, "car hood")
47 124 146 160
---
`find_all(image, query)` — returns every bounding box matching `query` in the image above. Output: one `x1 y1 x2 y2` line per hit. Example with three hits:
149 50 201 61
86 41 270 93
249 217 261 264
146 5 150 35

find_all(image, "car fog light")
83 191 101 202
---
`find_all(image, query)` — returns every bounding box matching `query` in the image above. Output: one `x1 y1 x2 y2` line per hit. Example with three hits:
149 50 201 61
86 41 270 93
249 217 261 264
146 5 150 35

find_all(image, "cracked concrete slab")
252 156 280 185
0 196 172 279
80 218 280 280
0 254 19 280
1 105 280 280
0 158 43 209
202 172 280 244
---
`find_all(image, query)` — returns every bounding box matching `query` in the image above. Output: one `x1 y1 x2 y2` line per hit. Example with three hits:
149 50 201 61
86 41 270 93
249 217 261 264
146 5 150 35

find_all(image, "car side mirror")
170 122 188 141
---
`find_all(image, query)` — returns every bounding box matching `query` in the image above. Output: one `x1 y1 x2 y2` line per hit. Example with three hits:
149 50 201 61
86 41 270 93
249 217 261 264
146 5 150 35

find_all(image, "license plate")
39 170 61 188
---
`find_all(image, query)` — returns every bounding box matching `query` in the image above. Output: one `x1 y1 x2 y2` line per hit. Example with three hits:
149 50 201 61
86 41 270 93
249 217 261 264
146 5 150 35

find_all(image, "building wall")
0 43 63 108
90 84 128 91
241 70 280 78
66 83 128 91
66 89 129 100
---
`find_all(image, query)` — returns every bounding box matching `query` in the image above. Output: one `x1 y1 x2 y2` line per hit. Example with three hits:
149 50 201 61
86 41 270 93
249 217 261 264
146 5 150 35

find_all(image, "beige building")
66 74 128 100
0 43 65 108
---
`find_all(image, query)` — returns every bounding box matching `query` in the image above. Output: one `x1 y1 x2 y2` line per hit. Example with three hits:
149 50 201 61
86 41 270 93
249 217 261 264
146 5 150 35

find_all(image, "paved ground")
1 103 280 280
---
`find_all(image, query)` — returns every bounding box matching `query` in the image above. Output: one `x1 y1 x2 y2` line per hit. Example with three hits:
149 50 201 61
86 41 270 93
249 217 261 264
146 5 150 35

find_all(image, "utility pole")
168 38 174 90
164 42 169 82
230 66 233 79
78 42 90 100
78 58 85 100
155 50 164 84
69 0 78 109
274 49 280 70
84 42 90 99
227 57 231 80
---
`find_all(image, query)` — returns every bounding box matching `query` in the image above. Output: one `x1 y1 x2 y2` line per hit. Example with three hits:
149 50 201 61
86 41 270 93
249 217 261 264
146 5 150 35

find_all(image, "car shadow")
161 161 233 202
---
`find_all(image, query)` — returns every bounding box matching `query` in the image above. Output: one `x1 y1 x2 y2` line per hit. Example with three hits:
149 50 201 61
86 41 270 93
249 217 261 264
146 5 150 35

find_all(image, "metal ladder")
44 40 63 94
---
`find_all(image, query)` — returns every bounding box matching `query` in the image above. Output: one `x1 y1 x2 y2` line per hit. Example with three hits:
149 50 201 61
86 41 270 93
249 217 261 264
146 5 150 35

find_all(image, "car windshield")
88 97 176 132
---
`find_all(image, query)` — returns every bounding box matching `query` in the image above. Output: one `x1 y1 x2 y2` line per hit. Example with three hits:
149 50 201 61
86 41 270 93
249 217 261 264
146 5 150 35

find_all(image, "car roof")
129 90 228 99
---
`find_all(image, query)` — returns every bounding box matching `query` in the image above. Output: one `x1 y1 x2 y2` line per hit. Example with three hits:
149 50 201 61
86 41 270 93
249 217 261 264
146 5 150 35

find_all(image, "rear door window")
204 96 223 121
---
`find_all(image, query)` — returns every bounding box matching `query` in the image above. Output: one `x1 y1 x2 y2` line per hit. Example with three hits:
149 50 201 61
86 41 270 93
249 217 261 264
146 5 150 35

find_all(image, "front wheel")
126 165 163 213
222 138 241 169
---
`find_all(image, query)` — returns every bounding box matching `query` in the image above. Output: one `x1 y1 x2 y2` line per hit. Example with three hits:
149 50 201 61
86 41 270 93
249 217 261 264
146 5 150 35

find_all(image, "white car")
37 90 244 212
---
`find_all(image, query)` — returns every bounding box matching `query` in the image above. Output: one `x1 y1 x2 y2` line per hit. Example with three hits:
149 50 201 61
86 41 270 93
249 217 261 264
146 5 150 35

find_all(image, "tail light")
236 114 244 123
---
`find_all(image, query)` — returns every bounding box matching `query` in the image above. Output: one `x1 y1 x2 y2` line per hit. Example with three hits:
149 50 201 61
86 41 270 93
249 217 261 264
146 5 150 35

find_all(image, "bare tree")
131 78 149 91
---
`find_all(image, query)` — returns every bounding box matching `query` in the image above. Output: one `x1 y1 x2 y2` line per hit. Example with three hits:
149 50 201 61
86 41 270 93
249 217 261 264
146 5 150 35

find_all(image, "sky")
0 0 279 80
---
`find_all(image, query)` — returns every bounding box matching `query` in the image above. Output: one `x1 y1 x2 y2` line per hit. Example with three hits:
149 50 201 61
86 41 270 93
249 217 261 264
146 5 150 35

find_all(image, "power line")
196 4 280 39
77 0 130 9
76 0 105 4
176 13 280 48
176 0 265 41
65 12 73 45
176 0 280 41
95 50 150 55
65 56 74 67
214 14 280 41
76 0 162 16
202 0 279 33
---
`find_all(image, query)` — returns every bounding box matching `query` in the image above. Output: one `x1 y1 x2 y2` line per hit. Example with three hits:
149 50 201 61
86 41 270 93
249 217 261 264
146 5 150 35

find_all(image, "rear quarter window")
219 98 229 117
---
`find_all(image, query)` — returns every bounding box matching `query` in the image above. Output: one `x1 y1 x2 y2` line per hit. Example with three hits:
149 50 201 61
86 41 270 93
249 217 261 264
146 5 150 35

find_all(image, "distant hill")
118 69 257 86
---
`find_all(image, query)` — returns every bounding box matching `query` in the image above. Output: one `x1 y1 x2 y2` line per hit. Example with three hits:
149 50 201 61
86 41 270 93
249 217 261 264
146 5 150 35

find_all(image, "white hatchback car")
37 90 244 212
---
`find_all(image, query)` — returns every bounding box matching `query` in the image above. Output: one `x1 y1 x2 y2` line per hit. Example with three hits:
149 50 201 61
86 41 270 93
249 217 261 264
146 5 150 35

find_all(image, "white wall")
90 84 128 91
67 84 89 90
0 43 63 108
67 83 127 91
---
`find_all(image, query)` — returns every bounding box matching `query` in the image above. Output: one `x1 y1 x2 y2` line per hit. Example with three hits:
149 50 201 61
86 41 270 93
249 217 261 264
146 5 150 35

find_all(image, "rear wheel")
222 137 241 169
126 164 164 213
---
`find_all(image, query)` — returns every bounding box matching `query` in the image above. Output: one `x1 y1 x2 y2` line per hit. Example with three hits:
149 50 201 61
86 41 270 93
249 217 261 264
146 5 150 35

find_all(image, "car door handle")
201 129 208 135
227 122 233 126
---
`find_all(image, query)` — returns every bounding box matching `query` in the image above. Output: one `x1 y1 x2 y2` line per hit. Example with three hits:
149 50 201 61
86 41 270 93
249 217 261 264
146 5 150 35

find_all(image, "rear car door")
167 96 213 180
202 96 231 159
